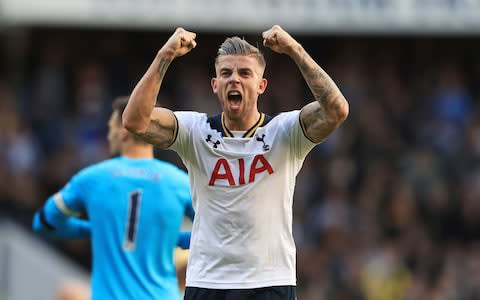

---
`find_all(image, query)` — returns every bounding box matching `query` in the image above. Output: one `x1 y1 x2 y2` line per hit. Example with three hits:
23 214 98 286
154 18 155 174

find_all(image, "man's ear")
211 78 218 94
120 128 130 141
258 78 268 95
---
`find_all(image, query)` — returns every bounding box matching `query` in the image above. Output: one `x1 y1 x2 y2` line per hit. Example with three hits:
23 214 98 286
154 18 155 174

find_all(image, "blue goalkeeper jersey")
33 156 194 300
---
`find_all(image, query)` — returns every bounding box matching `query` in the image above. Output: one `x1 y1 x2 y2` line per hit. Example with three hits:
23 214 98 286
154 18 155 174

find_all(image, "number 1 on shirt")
124 190 142 251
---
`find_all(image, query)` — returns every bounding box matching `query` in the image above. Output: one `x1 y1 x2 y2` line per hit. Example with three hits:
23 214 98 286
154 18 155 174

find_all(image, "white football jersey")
169 110 316 289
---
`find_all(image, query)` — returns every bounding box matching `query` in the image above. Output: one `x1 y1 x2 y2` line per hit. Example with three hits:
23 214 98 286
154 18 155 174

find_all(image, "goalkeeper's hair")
112 96 148 144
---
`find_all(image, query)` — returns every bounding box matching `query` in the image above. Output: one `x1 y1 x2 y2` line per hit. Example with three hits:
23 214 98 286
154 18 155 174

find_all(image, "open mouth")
227 91 242 101
227 91 242 109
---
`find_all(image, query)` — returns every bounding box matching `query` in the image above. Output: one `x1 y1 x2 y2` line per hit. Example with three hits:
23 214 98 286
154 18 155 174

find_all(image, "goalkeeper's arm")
177 231 191 249
32 194 90 239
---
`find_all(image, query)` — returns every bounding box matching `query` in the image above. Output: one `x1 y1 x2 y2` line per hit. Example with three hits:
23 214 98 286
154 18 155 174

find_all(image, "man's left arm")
263 25 349 143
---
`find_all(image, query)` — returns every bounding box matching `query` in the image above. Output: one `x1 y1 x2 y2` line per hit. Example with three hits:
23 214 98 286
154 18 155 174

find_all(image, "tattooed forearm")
297 51 335 107
157 58 172 80
293 46 349 142
295 47 348 120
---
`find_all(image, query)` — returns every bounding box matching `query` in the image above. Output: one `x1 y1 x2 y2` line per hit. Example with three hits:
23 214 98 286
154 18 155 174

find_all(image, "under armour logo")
255 134 270 151
206 135 220 148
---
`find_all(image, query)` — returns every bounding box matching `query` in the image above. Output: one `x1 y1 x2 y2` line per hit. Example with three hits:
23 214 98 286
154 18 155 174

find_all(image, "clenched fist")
160 27 197 59
262 25 299 56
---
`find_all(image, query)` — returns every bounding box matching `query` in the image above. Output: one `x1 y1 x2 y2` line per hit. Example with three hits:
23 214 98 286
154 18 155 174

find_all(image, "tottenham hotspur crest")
255 134 270 151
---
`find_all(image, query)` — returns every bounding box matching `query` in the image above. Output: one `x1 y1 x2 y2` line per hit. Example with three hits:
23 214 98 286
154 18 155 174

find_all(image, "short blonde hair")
215 37 265 69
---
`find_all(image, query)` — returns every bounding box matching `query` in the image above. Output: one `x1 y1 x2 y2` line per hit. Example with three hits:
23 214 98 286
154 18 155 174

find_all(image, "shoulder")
153 160 190 187
258 111 298 130
173 111 210 138
174 111 208 123
265 111 301 129
74 158 118 179
256 111 303 142
270 111 300 123
206 114 222 128
154 159 188 176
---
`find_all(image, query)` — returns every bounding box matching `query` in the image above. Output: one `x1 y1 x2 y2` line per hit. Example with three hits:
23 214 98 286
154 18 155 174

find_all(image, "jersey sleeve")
32 200 91 239
176 231 191 249
169 111 203 160
280 110 317 160
32 170 91 239
57 171 90 214
172 166 195 222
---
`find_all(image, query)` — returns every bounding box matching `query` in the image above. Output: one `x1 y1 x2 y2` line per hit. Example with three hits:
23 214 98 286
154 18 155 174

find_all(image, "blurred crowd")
1 28 480 300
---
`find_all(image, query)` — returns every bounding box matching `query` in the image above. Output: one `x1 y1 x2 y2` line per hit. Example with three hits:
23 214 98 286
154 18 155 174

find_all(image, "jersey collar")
207 113 272 138
221 112 265 138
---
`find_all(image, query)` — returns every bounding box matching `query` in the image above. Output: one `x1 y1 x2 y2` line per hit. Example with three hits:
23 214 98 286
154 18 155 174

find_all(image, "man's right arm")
123 27 197 149
32 193 90 239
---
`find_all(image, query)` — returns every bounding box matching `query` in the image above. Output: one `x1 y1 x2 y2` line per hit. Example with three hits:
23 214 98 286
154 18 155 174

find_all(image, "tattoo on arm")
137 119 174 149
296 49 348 142
297 52 334 108
157 58 171 81
300 51 346 117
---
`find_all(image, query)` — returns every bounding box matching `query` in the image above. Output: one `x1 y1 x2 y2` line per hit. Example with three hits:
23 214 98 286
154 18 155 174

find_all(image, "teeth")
228 91 240 96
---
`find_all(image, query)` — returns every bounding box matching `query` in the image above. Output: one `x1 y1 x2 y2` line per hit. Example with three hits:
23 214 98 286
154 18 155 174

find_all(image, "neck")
121 144 154 159
224 111 261 131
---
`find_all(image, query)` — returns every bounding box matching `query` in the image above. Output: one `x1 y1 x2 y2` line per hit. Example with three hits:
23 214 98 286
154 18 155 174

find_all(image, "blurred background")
1 0 480 299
